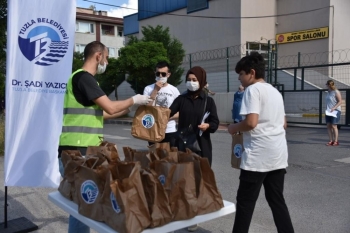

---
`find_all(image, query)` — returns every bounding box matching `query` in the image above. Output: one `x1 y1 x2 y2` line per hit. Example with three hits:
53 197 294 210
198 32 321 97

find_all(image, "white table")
48 191 236 233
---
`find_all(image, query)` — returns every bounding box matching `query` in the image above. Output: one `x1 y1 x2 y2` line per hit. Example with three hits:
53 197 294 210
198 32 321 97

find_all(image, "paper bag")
74 159 110 221
141 169 173 228
151 160 197 221
131 105 170 142
58 150 85 201
86 141 120 164
106 162 151 233
231 133 244 169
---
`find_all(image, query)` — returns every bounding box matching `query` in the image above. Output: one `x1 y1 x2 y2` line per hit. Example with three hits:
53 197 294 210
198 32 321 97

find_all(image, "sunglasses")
155 72 168 77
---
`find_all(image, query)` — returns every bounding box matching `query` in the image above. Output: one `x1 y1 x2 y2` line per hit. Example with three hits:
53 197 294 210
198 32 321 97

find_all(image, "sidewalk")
105 118 229 132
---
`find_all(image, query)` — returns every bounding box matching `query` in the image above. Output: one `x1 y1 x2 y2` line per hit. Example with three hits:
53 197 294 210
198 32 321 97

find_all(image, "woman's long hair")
326 80 336 91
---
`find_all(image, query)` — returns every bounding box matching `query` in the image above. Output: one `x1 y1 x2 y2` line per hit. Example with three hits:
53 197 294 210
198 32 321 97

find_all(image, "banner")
5 0 76 187
276 27 329 44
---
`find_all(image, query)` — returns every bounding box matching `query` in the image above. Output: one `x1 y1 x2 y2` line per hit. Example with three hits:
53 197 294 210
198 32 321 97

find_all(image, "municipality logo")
18 18 69 66
110 192 121 214
80 180 99 204
158 174 166 186
233 144 243 158
142 114 155 129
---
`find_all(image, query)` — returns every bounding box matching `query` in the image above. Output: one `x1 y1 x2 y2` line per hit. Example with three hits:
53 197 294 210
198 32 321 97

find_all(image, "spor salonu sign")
276 27 329 44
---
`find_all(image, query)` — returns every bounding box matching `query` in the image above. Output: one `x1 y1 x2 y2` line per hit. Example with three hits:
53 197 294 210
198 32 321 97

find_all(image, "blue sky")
76 0 138 17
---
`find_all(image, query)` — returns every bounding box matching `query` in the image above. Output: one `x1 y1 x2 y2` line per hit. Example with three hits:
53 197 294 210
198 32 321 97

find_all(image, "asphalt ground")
0 123 349 233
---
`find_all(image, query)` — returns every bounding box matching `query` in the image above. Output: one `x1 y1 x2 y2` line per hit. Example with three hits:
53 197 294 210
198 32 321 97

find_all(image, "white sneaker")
187 224 198 232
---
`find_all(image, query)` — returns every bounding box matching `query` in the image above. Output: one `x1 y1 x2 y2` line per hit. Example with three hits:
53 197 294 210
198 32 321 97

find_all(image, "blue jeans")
58 158 90 233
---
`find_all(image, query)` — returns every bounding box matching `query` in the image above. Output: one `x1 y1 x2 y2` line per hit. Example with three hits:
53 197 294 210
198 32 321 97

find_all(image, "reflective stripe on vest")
59 69 103 147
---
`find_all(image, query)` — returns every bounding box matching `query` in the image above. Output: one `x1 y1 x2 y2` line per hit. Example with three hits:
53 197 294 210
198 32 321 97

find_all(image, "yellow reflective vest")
59 69 103 147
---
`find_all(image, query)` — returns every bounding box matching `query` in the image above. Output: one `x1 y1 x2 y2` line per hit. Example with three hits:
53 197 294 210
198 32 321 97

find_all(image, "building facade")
75 7 124 58
124 0 350 62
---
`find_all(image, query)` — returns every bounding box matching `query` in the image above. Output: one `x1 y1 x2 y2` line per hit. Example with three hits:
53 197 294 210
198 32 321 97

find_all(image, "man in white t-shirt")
143 61 180 147
228 52 294 233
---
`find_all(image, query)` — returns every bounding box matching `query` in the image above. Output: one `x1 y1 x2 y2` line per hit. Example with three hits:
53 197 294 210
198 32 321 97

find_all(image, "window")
101 24 115 36
75 44 86 53
76 22 94 33
187 0 208 13
117 27 123 37
108 47 116 58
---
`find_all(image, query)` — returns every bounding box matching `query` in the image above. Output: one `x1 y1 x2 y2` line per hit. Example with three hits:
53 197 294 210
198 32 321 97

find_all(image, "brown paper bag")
86 141 120 164
74 159 110 221
106 162 151 233
131 105 170 142
231 133 244 169
141 169 173 228
151 160 197 221
58 150 85 201
178 151 224 214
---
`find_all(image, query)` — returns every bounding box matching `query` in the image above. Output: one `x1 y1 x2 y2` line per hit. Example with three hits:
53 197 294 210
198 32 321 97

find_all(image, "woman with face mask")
169 66 219 166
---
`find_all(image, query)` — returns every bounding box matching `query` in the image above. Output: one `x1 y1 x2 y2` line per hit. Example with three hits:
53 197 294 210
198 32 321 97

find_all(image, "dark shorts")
325 110 341 124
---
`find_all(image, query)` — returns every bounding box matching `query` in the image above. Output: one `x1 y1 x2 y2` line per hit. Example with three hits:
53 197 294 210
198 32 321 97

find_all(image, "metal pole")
274 44 278 85
189 54 192 69
319 91 323 124
293 68 297 91
4 186 7 228
267 40 271 83
226 47 229 92
298 52 301 67
301 68 305 90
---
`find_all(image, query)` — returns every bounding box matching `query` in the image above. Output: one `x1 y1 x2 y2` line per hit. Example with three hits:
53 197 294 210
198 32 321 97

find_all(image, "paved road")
0 124 349 233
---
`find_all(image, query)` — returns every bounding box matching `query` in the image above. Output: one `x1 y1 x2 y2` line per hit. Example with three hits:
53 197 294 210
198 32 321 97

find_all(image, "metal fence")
179 46 350 126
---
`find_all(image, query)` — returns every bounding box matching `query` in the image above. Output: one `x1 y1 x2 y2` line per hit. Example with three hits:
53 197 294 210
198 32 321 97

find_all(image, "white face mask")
97 61 107 74
155 76 167 84
186 81 200 91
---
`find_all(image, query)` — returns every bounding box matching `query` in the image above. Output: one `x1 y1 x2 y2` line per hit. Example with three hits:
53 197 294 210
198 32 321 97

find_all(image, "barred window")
187 0 208 13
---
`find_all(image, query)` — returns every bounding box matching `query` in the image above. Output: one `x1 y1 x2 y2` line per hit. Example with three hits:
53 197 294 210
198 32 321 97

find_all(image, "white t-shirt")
239 82 288 172
143 83 180 133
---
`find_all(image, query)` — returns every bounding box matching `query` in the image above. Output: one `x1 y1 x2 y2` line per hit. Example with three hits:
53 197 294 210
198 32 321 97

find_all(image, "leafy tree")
72 51 84 72
121 25 185 94
118 41 168 94
0 0 7 99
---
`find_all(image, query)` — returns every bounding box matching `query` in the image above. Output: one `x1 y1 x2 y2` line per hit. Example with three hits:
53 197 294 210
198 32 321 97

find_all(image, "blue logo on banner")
233 144 243 158
80 180 99 204
142 114 155 129
158 174 166 186
110 192 121 213
18 18 69 66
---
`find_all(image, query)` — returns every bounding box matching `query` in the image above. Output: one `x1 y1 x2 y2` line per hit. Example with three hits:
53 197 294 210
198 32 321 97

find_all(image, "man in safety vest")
58 41 152 233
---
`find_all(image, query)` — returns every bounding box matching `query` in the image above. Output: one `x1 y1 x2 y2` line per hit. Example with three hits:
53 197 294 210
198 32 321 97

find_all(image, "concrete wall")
330 0 350 54
241 0 277 44
276 0 330 61
137 0 241 54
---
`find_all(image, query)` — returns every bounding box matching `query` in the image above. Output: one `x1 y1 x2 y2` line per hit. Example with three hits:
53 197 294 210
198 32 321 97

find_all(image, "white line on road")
104 134 130 140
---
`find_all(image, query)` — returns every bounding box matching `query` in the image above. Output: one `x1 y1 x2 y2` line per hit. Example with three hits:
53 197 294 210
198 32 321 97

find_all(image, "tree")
0 0 7 99
120 25 185 94
118 41 168 94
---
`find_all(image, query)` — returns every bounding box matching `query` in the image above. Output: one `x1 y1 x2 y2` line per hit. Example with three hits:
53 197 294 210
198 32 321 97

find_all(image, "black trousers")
233 169 294 233
148 132 177 148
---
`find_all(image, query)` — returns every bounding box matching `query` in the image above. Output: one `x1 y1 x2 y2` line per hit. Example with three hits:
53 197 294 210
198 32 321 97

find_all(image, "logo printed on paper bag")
110 192 121 213
142 114 155 129
233 144 243 158
80 180 99 204
18 18 69 66
158 174 166 185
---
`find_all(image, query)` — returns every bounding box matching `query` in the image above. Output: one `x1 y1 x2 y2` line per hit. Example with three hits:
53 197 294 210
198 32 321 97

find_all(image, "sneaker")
333 141 339 146
326 141 334 146
187 224 198 232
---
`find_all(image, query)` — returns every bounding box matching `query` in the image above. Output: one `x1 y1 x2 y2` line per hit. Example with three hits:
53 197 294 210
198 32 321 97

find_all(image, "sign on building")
276 27 329 44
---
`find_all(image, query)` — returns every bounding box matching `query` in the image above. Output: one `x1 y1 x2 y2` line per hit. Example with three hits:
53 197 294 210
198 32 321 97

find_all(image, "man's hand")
154 81 164 91
132 94 153 105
